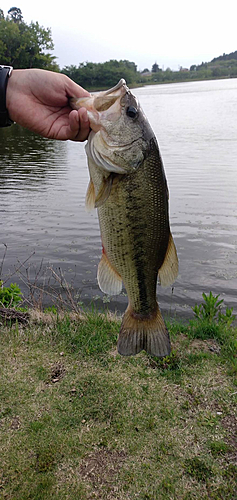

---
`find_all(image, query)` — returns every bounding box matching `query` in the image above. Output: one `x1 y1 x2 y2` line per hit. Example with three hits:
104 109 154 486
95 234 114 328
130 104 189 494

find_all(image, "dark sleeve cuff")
0 65 14 127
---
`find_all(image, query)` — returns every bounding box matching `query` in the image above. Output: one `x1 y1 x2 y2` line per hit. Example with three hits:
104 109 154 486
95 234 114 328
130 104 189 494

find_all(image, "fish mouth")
104 78 127 95
70 80 128 131
93 79 127 113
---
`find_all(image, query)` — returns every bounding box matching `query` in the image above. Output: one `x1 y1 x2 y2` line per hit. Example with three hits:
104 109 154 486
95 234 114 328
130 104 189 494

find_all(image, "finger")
76 108 90 141
69 108 90 142
68 109 80 134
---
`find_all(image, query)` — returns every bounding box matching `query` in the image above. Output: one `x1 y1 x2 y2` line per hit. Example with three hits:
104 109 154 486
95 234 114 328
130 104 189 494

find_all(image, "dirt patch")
79 448 126 497
10 416 21 430
29 309 83 325
172 334 221 354
50 362 66 383
188 339 221 354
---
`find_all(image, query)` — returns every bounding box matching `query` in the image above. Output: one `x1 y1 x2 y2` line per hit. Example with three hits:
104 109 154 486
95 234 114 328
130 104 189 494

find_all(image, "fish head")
71 79 155 174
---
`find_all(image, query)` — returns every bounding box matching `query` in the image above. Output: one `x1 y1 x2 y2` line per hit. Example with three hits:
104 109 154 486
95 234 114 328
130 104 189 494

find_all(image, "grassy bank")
0 307 236 500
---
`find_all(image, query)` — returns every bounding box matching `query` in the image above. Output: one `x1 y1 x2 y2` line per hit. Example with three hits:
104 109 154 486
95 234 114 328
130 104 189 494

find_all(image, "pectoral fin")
97 250 122 295
85 179 96 211
158 233 179 287
94 173 116 208
85 174 116 210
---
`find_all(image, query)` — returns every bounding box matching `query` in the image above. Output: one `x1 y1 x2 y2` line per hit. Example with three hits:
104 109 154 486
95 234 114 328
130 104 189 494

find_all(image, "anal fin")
158 233 179 287
97 251 122 295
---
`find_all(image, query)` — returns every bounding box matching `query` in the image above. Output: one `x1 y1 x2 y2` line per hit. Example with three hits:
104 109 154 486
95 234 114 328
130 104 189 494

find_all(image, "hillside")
211 51 237 63
189 50 237 79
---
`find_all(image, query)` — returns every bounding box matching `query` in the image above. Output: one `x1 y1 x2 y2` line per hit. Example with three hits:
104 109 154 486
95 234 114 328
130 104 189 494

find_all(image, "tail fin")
117 304 171 357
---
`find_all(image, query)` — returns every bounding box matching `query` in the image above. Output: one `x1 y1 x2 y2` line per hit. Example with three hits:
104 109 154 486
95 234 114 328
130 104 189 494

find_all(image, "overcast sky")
1 1 236 71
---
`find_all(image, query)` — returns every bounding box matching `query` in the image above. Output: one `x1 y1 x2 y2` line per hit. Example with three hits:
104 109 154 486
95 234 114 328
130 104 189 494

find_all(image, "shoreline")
87 74 237 92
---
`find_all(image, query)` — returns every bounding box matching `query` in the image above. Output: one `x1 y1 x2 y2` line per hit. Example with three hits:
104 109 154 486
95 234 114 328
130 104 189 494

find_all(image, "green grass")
0 309 236 499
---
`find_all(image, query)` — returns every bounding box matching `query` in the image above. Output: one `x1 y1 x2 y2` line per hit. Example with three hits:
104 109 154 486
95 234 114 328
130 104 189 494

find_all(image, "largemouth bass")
71 79 178 357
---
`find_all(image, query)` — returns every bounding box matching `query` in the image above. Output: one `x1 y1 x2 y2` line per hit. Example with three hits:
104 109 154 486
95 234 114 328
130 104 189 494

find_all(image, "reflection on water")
1 79 237 318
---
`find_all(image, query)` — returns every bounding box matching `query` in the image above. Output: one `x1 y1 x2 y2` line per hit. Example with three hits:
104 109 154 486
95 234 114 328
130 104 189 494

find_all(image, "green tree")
62 59 139 89
152 62 160 73
0 7 59 71
8 6 23 23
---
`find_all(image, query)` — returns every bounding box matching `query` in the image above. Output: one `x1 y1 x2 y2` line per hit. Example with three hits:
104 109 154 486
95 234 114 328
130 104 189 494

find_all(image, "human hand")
6 69 91 141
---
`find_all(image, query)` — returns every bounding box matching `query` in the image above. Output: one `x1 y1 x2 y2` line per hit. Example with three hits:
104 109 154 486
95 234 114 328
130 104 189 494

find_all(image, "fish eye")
126 106 138 119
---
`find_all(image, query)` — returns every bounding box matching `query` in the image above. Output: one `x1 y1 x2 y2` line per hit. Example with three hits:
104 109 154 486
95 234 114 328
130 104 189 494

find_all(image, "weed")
192 291 235 326
192 292 224 323
198 411 220 429
208 440 229 456
148 350 181 371
0 406 12 417
218 306 236 326
222 463 237 479
188 293 237 371
44 305 58 314
183 456 213 482
35 445 58 472
0 280 22 308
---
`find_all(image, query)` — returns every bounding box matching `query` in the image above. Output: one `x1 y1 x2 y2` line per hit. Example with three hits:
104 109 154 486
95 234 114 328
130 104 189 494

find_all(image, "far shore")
87 74 237 92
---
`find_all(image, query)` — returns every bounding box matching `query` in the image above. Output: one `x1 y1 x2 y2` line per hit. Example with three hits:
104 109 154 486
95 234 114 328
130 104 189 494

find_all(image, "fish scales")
98 138 169 316
71 79 178 357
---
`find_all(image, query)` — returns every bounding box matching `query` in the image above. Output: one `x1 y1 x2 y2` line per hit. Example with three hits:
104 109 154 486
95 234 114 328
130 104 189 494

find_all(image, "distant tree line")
189 53 237 80
62 56 237 89
61 60 138 88
0 7 59 71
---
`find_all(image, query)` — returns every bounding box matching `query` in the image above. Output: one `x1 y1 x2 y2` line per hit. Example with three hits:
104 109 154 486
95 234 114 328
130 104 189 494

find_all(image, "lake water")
1 78 237 318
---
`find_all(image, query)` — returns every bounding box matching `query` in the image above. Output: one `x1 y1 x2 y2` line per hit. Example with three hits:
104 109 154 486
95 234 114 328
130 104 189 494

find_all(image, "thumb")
65 76 91 99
